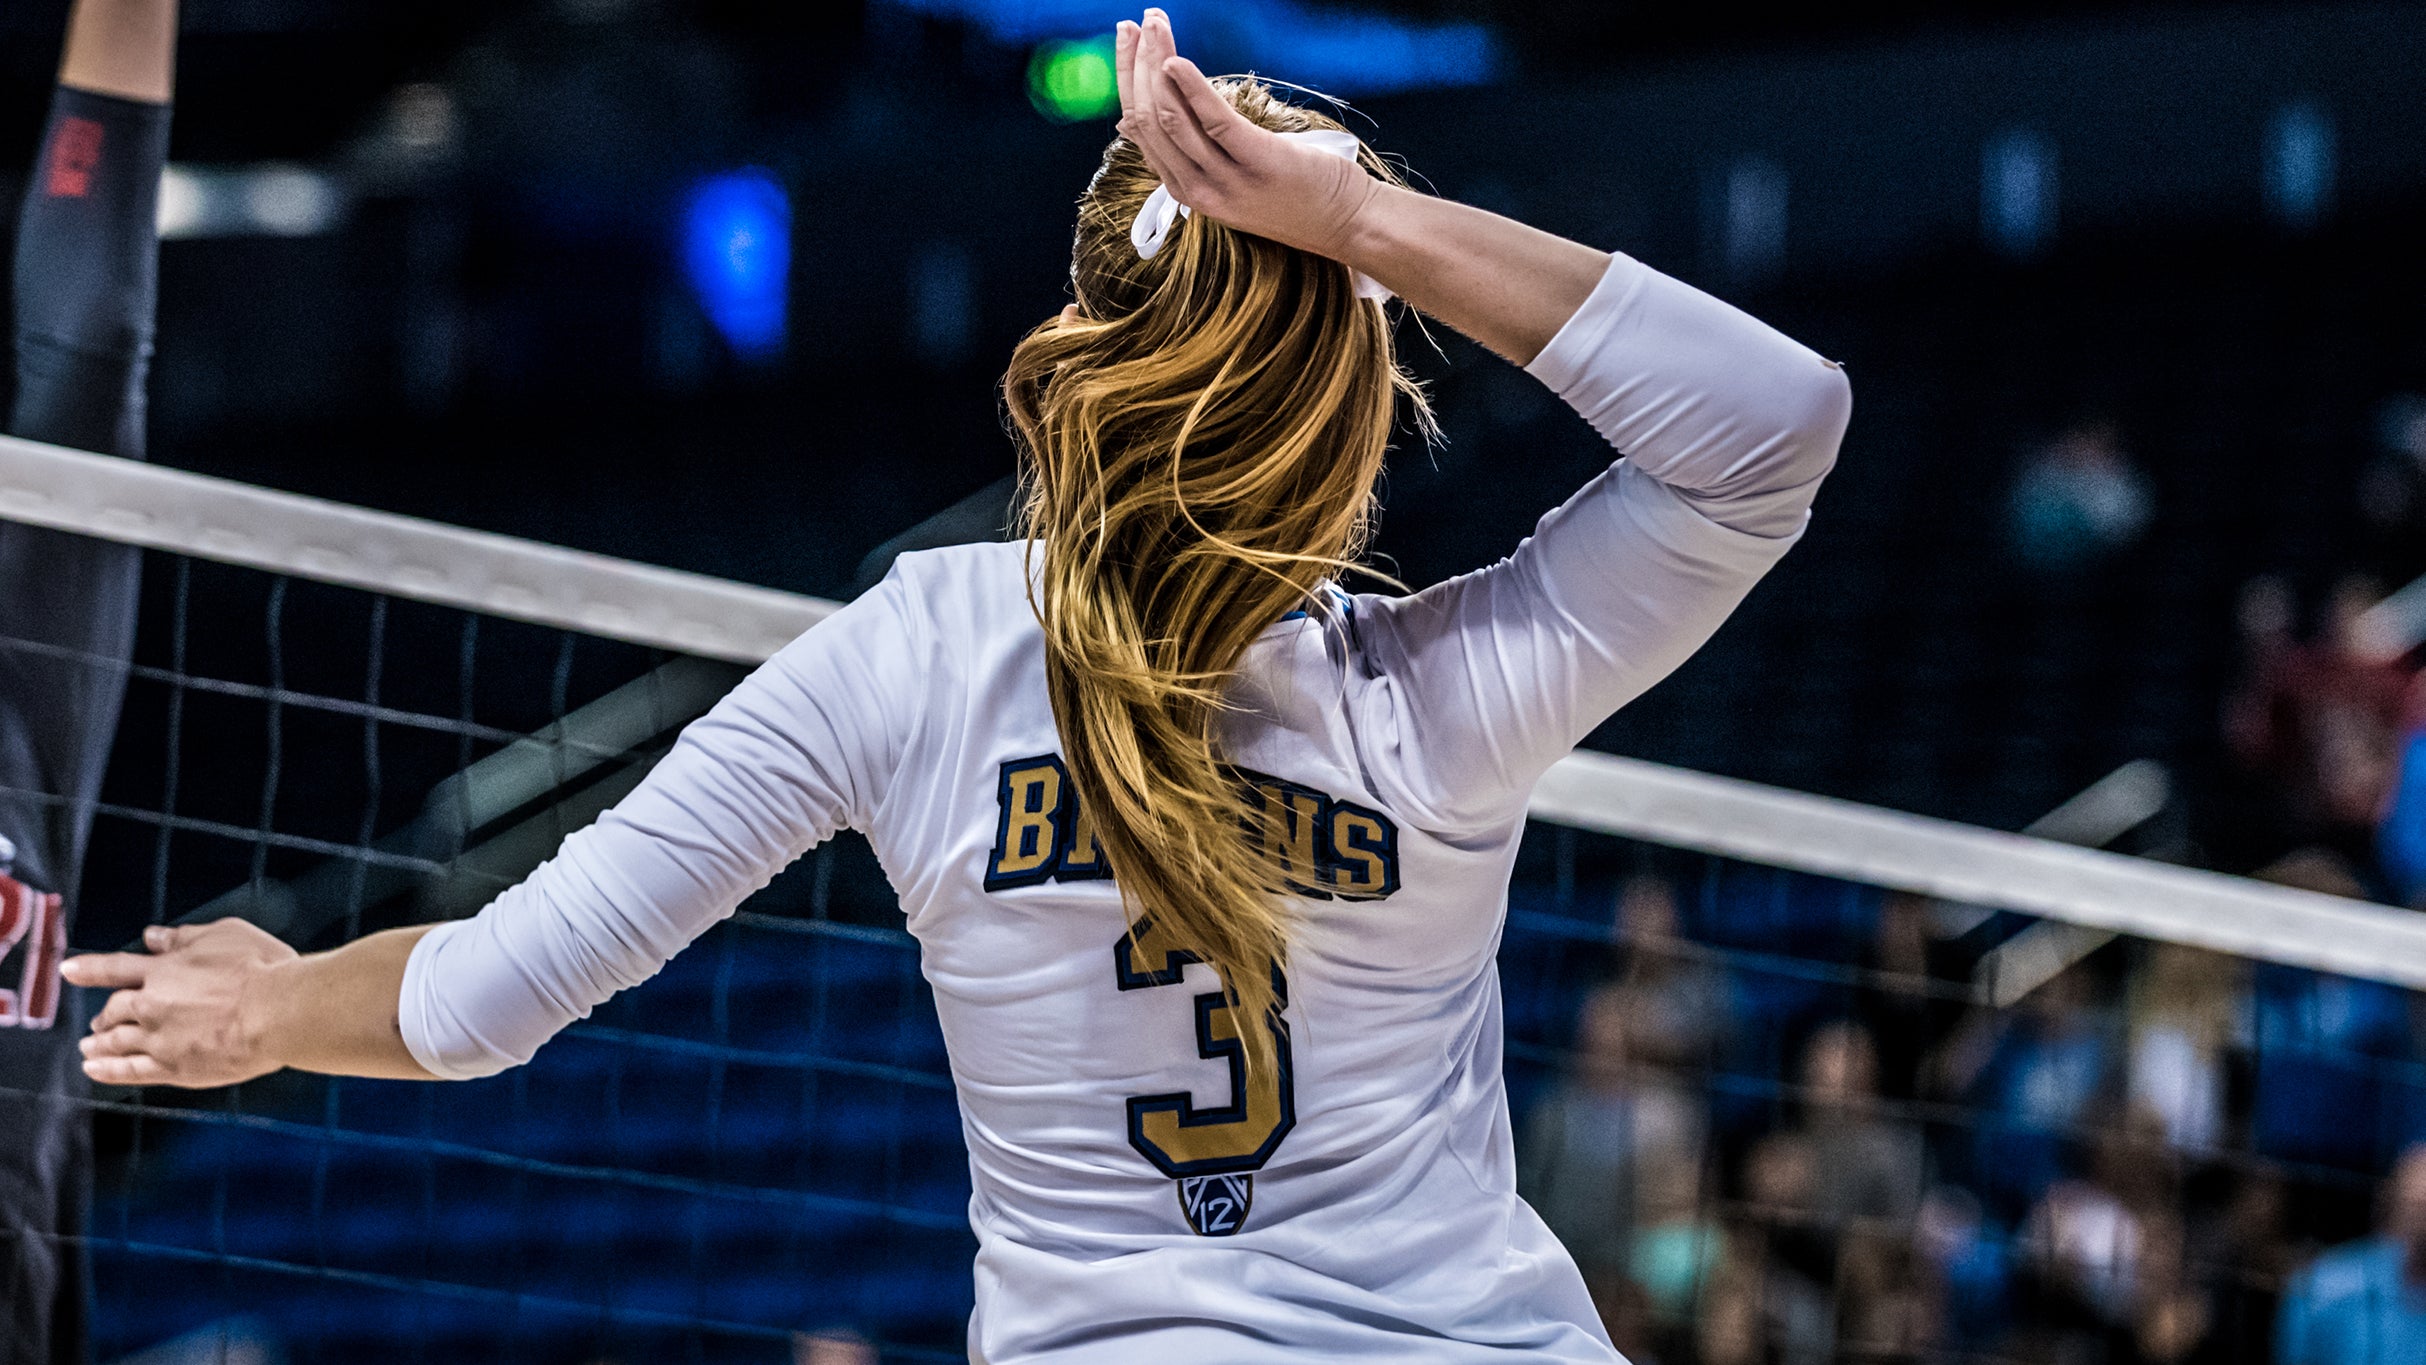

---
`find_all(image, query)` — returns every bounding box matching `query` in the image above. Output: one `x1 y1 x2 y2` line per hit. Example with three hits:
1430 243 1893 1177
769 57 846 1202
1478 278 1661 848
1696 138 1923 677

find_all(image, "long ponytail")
1001 80 1429 1056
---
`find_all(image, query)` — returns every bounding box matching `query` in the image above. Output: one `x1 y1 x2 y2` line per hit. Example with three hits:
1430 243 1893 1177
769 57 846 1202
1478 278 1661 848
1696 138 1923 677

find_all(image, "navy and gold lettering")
1059 785 1111 880
1117 916 1297 1179
985 754 1402 899
985 757 1069 890
1327 803 1400 900
1250 778 1331 899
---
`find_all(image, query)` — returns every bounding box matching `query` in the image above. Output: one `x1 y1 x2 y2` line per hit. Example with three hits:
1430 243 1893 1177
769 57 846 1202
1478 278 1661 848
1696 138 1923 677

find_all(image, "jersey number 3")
1114 916 1296 1179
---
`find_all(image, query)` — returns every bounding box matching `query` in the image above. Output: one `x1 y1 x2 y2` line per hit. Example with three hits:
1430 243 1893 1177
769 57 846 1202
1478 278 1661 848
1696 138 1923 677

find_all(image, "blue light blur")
881 0 1500 97
682 169 791 361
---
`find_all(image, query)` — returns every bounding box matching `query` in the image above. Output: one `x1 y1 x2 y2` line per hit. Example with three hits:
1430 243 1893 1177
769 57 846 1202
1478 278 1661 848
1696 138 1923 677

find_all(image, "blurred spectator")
1695 1236 1832 1365
2207 1174 2299 1351
2223 575 2299 750
2008 420 2152 572
1782 1023 1946 1362
1836 1227 1946 1362
2276 1142 2426 1364
1914 1183 2015 1348
2357 394 2426 575
2018 1104 2214 1363
2260 852 2412 1053
1694 1245 1767 1365
1716 1133 1836 1365
2126 944 2249 1157
2245 851 2418 1169
1611 873 1733 1071
1799 1021 1929 1233
1935 965 2117 1218
1518 983 1710 1351
1861 892 1948 1101
2225 574 2416 860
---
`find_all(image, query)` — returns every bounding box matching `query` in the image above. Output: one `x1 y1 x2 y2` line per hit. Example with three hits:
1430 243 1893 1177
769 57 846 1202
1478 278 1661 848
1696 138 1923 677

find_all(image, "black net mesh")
57 550 2426 1365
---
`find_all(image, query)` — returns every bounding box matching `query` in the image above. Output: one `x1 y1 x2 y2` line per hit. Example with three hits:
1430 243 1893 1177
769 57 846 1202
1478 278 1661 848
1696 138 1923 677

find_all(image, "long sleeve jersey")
401 253 1852 1363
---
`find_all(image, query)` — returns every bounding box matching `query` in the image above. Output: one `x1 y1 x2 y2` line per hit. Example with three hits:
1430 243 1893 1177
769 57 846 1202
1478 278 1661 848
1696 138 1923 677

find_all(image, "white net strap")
0 433 829 663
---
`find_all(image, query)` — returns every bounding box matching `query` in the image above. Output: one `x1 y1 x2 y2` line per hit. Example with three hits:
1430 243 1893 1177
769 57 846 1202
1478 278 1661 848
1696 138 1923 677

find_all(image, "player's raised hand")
60 919 297 1088
1114 9 1379 264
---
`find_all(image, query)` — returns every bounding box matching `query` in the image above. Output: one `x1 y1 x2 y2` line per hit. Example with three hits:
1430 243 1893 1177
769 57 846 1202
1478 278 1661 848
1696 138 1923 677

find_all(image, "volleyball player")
64 13 1850 1361
2 1 177 1359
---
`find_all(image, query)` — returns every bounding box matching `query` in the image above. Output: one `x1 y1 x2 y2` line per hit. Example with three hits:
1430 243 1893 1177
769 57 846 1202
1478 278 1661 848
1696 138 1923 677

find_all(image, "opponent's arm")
0 1 178 915
12 0 177 462
1115 10 1604 365
62 922 437 1085
59 0 179 103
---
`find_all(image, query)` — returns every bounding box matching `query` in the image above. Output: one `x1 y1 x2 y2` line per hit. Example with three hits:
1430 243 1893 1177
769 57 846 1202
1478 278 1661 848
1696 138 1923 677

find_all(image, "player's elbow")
1779 358 1853 485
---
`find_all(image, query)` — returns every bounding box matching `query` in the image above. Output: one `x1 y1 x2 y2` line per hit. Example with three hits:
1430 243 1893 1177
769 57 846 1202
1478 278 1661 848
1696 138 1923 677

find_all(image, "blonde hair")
1002 80 1429 1056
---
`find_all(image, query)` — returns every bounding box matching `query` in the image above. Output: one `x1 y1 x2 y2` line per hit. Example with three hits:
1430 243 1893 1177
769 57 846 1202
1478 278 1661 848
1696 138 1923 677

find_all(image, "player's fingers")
91 987 149 1033
1126 12 1207 186
1113 19 1140 121
80 1022 147 1060
59 952 148 990
144 923 190 953
1148 59 1230 177
1123 12 1166 137
1130 13 1198 166
1157 57 1244 166
83 1052 171 1087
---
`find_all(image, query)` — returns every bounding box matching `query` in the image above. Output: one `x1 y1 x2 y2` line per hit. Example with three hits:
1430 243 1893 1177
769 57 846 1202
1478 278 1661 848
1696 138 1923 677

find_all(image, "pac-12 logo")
1178 1173 1254 1237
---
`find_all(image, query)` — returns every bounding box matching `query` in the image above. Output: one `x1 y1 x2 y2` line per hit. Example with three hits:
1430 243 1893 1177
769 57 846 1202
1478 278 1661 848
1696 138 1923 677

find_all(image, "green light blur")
1028 38 1119 123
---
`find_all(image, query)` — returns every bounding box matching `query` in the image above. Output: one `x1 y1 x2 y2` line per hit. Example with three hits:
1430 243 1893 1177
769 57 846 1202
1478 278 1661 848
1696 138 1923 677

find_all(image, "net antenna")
8 431 2426 990
1965 760 2175 1006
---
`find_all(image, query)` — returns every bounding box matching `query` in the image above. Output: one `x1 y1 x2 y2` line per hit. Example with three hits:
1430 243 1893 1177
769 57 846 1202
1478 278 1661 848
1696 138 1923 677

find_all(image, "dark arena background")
4 1 2426 1362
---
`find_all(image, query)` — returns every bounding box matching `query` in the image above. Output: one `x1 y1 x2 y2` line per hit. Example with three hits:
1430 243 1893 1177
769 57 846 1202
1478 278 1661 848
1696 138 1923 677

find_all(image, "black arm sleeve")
0 86 168 904
12 87 167 460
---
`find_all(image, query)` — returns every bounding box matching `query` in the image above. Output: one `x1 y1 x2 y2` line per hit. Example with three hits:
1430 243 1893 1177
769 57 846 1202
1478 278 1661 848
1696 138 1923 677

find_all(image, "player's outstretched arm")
61 922 440 1086
1114 9 1606 365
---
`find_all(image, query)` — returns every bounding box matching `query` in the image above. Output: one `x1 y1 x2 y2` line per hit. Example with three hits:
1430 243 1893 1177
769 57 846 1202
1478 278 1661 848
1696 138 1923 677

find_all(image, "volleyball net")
8 433 2421 1364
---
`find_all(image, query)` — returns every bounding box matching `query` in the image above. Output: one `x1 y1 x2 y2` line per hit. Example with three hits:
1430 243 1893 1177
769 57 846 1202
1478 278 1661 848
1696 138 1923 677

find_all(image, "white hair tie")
1129 128 1391 302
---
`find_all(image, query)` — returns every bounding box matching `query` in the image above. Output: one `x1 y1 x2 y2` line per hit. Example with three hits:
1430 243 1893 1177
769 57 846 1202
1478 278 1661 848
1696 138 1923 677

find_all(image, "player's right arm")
62 921 436 1084
65 571 931 1087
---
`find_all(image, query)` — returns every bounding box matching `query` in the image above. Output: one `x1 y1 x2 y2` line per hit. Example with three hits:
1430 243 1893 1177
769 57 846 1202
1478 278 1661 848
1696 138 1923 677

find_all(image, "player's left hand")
61 919 298 1088
1114 9 1380 264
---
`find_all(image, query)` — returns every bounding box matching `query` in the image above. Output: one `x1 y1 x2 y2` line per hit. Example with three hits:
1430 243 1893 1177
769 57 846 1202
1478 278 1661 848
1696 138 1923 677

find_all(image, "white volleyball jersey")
400 254 1851 1362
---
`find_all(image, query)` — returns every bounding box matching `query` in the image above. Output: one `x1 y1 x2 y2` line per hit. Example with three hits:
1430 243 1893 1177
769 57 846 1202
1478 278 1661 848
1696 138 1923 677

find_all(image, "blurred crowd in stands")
1516 871 2426 1364
2221 389 2426 909
1513 392 2426 1363
2224 568 2426 912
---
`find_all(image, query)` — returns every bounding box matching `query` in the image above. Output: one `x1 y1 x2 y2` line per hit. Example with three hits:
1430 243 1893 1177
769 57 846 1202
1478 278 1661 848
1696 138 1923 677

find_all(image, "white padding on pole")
1531 749 2426 990
0 434 833 663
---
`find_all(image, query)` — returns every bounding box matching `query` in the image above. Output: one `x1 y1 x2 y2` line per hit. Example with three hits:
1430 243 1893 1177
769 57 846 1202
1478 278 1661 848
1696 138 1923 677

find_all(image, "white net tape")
9 431 2421 989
